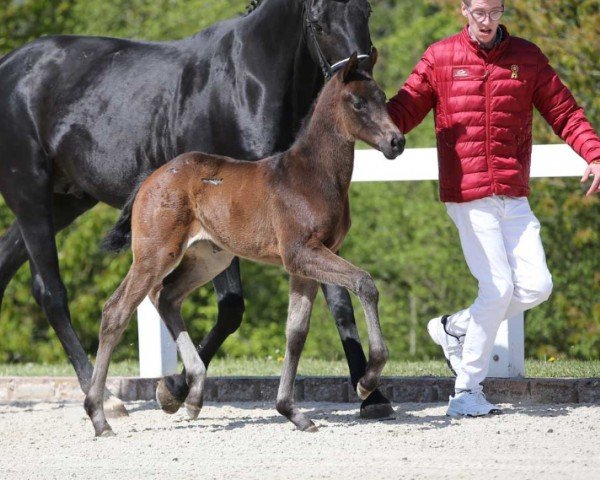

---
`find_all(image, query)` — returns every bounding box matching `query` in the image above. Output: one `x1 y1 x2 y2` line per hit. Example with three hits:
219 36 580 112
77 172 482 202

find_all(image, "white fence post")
488 314 525 378
137 297 177 378
137 144 586 378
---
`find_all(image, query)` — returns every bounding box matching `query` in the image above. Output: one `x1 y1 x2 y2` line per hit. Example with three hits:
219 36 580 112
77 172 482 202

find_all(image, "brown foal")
84 49 404 436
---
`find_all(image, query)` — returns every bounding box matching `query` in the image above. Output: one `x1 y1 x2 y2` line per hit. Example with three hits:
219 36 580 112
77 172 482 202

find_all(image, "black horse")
0 0 393 418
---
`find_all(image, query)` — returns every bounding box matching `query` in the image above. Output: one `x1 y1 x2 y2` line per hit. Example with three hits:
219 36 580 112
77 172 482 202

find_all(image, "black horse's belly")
50 96 179 207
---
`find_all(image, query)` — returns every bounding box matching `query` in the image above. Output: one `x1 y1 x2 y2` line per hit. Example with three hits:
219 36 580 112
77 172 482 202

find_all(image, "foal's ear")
341 52 359 83
363 46 378 74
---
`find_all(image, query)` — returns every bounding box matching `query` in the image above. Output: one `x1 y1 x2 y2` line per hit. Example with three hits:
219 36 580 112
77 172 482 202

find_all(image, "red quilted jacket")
387 25 600 202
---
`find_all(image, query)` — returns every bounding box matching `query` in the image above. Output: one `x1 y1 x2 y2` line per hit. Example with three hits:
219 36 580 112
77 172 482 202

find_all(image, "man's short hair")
462 1 506 6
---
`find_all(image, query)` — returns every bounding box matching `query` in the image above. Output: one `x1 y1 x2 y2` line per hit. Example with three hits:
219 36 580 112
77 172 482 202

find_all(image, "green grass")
1 358 599 378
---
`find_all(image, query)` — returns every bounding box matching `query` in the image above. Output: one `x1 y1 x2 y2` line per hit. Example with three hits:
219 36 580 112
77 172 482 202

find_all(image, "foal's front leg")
321 282 394 419
284 244 389 401
276 276 319 431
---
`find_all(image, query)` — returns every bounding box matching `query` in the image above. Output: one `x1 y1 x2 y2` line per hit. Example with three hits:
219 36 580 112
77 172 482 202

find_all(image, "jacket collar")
460 24 510 59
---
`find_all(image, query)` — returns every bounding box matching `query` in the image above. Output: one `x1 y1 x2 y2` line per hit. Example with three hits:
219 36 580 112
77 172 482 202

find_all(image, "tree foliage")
0 0 598 363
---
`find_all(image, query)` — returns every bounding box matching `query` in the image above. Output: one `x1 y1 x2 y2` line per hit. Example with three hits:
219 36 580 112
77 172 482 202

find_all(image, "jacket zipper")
483 65 494 191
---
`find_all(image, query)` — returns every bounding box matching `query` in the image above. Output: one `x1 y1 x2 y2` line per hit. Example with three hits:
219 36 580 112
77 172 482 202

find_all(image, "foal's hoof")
156 374 187 414
104 395 129 419
356 381 372 400
96 427 116 438
303 424 319 433
185 403 202 420
360 389 395 419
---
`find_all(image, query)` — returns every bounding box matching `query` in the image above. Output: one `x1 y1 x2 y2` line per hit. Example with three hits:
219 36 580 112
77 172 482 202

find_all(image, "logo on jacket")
453 68 470 78
511 65 519 79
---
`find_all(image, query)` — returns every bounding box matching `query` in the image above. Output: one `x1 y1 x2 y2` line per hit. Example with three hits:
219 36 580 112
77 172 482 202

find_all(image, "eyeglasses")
467 7 504 22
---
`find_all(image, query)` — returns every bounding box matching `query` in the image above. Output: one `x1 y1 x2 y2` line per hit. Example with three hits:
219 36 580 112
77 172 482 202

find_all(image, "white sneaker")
446 390 502 417
427 315 463 375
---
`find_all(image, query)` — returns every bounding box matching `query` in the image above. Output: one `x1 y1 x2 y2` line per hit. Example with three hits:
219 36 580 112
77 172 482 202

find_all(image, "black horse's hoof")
156 374 188 414
360 389 395 419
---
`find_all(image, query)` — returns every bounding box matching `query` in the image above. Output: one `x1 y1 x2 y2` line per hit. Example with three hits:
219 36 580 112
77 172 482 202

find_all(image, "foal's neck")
290 88 356 186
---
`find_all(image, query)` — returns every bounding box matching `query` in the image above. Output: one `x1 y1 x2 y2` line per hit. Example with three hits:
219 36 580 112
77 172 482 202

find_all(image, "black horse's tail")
101 174 149 253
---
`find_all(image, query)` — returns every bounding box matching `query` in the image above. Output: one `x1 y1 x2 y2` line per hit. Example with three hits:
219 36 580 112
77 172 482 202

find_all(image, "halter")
303 0 371 80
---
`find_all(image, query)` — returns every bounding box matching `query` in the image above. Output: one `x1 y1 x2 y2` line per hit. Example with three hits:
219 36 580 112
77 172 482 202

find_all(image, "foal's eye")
353 100 365 111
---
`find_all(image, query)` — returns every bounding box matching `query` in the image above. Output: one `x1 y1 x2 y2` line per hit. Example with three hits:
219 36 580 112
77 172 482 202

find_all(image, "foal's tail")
100 174 149 253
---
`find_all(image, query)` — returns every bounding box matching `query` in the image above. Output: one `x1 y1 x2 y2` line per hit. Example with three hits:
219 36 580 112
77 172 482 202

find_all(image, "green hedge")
0 0 598 362
1 178 598 363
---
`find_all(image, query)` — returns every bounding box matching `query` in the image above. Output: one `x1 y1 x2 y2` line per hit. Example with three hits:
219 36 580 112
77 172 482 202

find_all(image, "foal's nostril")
390 134 405 154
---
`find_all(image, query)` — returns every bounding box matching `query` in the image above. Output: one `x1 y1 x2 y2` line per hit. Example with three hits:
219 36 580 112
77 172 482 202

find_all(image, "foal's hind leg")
155 244 235 416
276 275 319 431
85 264 162 436
322 283 393 419
156 257 243 411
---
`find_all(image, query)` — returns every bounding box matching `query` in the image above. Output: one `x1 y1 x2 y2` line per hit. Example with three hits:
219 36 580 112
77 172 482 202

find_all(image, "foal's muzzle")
380 132 405 160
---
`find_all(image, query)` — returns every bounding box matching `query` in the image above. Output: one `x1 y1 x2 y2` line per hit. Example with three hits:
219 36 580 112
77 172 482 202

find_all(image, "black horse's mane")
246 0 263 15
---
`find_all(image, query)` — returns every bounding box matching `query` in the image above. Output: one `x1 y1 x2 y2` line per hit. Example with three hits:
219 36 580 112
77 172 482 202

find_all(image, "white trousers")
445 196 553 393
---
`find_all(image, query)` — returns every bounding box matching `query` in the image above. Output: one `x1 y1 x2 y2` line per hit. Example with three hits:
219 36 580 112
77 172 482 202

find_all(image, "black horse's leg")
1 179 126 415
40 194 128 415
197 257 245 363
29 193 98 307
23 196 96 379
0 221 29 313
321 283 395 419
14 212 92 389
0 194 97 312
156 257 245 413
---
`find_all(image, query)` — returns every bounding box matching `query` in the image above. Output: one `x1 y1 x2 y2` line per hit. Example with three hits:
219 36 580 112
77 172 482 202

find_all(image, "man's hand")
581 161 600 196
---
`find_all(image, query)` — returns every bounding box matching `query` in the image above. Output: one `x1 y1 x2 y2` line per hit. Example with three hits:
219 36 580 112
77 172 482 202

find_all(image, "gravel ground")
0 400 598 480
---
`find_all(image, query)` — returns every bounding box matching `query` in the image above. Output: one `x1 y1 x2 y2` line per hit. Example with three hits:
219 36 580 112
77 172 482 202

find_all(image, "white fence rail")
137 144 588 378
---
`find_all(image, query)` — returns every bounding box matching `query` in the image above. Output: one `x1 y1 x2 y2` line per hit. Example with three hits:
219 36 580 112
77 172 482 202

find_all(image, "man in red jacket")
387 0 600 417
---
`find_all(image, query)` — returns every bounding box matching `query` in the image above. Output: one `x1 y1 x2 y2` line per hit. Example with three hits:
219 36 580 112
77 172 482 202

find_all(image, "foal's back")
132 149 351 266
133 152 281 264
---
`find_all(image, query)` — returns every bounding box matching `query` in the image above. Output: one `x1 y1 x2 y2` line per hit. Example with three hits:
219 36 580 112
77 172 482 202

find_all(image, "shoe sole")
446 408 502 418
